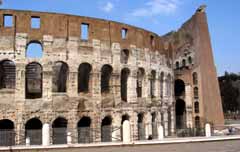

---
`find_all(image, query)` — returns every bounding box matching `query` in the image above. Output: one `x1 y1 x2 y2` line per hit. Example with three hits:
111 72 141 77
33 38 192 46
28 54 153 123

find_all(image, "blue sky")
1 0 239 76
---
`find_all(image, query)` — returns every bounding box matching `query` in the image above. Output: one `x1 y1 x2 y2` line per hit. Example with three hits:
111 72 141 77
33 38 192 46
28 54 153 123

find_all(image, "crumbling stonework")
0 6 223 145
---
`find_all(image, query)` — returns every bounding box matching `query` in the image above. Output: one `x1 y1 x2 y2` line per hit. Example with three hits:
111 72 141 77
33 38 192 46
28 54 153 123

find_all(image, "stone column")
170 106 176 135
42 123 50 146
15 63 25 100
145 112 152 139
122 120 131 143
42 70 52 101
112 114 121 142
127 72 137 103
67 71 78 97
185 85 193 128
158 125 164 140
163 110 168 136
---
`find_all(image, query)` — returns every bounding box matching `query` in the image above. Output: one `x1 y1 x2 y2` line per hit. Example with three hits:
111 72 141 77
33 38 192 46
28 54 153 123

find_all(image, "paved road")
2 140 240 152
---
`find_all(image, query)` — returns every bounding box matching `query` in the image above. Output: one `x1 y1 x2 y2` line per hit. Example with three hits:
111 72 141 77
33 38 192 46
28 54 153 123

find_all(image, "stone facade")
0 6 224 145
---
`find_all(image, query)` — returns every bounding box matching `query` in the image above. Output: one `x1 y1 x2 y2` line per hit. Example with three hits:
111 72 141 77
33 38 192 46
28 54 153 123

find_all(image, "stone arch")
101 116 112 142
175 61 180 69
120 49 129 64
25 62 42 99
174 79 185 97
182 59 186 67
137 113 145 140
78 63 92 93
52 61 69 93
25 118 42 145
136 68 145 98
175 99 186 129
26 41 43 58
121 68 130 102
101 64 113 93
0 60 16 89
121 114 130 124
194 87 199 99
77 116 92 143
52 117 68 144
0 119 15 146
194 101 200 113
193 72 198 85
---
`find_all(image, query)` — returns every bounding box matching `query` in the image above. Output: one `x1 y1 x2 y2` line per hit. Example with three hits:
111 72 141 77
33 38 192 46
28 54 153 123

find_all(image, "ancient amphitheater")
0 6 224 146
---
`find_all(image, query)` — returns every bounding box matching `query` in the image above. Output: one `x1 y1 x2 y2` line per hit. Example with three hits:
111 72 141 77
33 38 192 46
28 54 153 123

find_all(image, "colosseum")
0 6 224 146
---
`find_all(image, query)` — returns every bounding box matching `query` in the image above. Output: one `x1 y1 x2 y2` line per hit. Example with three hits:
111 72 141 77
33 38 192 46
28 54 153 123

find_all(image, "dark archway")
77 117 92 143
151 112 158 139
120 49 129 64
0 119 15 146
101 116 112 142
175 99 186 129
174 79 185 96
137 113 145 140
25 62 42 99
121 68 130 102
52 117 67 144
193 72 198 85
52 61 68 93
78 63 92 93
160 72 164 98
150 70 156 98
136 68 145 98
25 118 42 145
0 60 16 90
101 65 113 93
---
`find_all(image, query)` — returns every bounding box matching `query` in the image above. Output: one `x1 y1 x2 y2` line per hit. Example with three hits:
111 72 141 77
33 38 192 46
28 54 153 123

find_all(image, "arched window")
160 72 164 98
182 59 186 67
193 72 198 85
188 56 192 64
150 70 156 98
175 61 179 69
78 117 92 143
101 116 112 142
137 113 145 140
26 41 43 58
194 87 199 99
101 65 113 93
0 119 15 146
78 63 92 93
121 68 130 102
52 117 68 144
136 68 145 98
174 79 185 96
195 116 200 128
0 60 16 89
194 101 200 113
52 61 68 93
25 118 42 145
25 62 42 99
120 49 129 64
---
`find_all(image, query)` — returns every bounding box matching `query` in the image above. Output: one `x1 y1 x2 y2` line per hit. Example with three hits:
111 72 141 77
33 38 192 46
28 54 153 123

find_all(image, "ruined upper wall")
0 9 165 52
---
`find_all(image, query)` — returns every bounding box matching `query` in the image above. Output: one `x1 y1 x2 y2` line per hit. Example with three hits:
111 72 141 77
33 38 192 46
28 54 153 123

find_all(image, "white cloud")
131 0 180 17
101 2 114 13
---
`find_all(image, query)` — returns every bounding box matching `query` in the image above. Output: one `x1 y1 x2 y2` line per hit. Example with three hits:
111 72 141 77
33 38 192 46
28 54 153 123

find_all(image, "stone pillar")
122 120 131 143
127 73 137 103
163 77 167 98
163 110 168 136
112 72 121 106
67 132 72 144
185 85 193 128
170 106 175 135
67 71 78 97
112 114 121 142
158 125 164 140
42 123 50 146
42 70 52 101
205 123 211 137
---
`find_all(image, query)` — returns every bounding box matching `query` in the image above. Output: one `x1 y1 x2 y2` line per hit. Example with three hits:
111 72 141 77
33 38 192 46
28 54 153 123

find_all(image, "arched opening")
25 62 42 99
26 41 43 58
160 72 164 98
121 68 130 102
25 118 42 145
0 60 16 90
175 61 179 69
194 87 199 99
52 61 68 93
175 99 186 129
52 117 68 144
78 117 92 143
137 113 145 140
174 79 185 97
188 56 192 64
194 101 200 113
0 119 15 146
150 70 156 98
195 116 200 128
193 72 198 85
78 63 92 93
120 49 129 64
151 112 158 139
101 65 113 93
101 116 112 142
121 114 130 141
136 68 145 98
182 59 186 67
